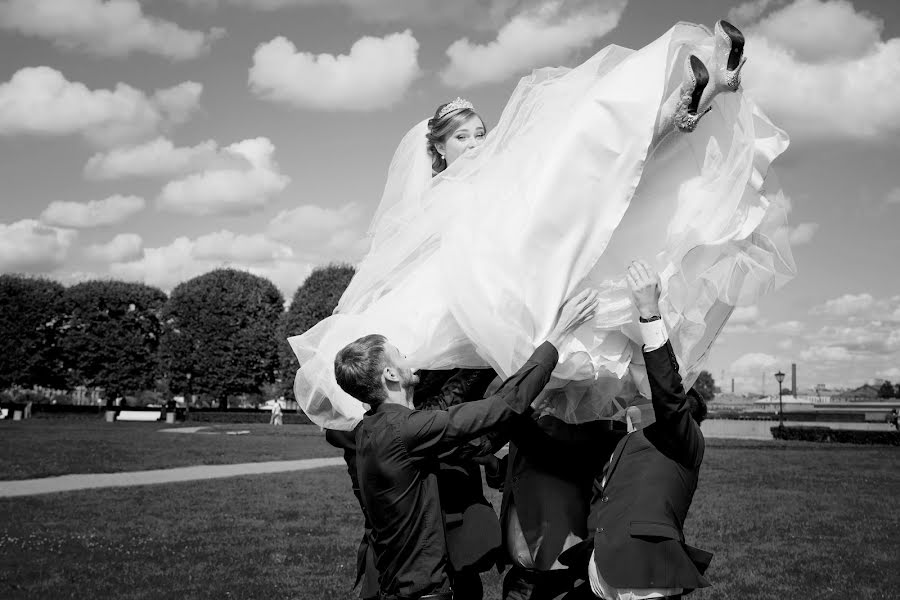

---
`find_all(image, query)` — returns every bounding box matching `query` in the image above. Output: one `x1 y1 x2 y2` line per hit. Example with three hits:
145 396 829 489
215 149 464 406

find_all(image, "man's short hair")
686 388 708 424
334 334 389 406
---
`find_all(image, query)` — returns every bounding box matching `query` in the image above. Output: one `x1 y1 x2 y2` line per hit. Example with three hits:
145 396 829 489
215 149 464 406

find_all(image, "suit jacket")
586 341 712 591
415 368 502 573
325 427 379 600
357 342 558 598
500 415 622 571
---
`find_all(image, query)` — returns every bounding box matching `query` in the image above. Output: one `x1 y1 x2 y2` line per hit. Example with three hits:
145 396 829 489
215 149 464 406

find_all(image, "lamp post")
774 370 785 428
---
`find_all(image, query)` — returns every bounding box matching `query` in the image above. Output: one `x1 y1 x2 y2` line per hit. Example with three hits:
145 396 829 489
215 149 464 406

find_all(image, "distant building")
834 384 882 402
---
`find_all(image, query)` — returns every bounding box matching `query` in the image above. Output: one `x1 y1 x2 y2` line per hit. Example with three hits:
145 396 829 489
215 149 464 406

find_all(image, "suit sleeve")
643 341 704 468
401 342 558 456
418 368 504 462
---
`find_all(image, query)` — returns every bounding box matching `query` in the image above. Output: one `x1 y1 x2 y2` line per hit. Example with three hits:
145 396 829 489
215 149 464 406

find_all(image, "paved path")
0 457 345 498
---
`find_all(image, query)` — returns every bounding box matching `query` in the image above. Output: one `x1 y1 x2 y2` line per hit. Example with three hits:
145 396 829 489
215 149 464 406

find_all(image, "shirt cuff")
639 318 669 351
532 341 560 368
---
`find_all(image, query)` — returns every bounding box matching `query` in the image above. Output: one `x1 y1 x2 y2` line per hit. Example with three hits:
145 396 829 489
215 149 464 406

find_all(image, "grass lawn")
0 421 339 481
0 439 897 598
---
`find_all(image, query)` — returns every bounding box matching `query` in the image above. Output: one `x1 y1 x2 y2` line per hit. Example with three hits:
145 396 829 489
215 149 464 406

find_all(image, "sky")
1 0 899 394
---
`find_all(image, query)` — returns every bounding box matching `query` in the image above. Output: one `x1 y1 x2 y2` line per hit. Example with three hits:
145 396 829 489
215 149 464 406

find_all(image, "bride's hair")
426 102 483 174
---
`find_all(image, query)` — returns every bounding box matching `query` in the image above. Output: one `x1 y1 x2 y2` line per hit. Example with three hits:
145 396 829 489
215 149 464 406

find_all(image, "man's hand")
547 288 600 349
626 260 661 319
530 394 554 416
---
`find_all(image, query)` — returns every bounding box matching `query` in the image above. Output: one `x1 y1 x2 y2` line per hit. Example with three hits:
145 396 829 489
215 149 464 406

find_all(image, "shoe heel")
719 20 745 71
688 55 709 115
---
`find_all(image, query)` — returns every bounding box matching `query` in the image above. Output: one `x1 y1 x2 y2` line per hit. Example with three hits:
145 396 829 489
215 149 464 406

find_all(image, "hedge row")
709 410 867 422
771 425 899 446
185 411 312 425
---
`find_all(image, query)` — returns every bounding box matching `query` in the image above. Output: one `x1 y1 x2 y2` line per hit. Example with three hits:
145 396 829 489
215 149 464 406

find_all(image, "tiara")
438 97 474 119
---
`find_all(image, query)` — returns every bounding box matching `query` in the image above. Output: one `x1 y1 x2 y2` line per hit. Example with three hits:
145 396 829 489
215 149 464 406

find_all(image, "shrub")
185 409 312 425
771 425 899 446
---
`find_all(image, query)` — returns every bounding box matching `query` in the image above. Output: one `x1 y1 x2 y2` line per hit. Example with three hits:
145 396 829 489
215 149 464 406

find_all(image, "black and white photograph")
1 0 898 598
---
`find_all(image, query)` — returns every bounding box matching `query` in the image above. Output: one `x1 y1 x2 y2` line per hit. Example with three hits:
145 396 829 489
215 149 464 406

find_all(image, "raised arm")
628 260 703 466
400 342 559 455
401 288 601 456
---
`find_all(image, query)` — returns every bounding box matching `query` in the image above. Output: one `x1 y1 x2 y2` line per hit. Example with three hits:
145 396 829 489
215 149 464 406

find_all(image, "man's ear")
383 365 400 383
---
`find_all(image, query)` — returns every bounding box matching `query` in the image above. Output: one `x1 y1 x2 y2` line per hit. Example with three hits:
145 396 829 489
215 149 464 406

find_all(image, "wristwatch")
639 315 661 323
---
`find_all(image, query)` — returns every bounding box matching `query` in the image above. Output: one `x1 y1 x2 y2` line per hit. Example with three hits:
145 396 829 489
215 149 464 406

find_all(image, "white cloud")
40 195 145 228
740 0 900 140
441 0 625 88
770 320 806 334
0 219 77 273
799 345 855 362
730 352 781 374
109 233 311 297
152 82 204 125
192 231 293 263
108 203 368 295
751 0 882 63
156 137 289 215
84 137 235 180
801 319 900 356
0 0 224 60
249 30 420 111
788 222 819 245
0 67 202 146
811 293 875 317
268 203 365 245
728 0 781 24
876 367 900 379
777 338 793 350
731 305 761 324
85 233 143 262
182 0 537 31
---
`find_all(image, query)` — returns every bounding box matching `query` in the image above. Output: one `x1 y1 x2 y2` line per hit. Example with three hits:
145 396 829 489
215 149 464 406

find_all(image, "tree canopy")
0 275 66 389
693 370 716 401
160 269 284 409
279 264 356 400
59 280 167 399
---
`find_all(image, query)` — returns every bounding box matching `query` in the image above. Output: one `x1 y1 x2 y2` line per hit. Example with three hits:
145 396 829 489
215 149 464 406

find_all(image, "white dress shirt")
588 316 683 599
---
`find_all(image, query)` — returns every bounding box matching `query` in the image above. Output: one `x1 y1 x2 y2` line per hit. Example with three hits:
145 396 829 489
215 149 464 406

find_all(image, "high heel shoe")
674 54 711 133
652 54 711 144
717 19 746 89
696 20 747 110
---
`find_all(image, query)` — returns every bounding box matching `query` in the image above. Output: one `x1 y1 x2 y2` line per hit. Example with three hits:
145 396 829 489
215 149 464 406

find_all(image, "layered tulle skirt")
290 22 796 430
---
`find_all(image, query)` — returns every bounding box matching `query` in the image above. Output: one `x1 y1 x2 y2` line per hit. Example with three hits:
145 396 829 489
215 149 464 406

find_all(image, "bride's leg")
649 20 747 150
697 20 747 110
650 54 710 148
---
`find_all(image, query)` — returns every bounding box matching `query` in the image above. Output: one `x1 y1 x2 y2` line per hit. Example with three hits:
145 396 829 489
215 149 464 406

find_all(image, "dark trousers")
453 569 483 600
503 566 577 600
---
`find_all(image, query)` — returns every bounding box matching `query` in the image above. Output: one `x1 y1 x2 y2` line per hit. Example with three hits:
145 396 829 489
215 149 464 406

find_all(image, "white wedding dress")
289 22 796 430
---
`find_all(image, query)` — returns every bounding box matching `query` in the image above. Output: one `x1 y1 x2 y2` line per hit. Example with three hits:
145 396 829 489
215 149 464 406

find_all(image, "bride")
290 20 796 430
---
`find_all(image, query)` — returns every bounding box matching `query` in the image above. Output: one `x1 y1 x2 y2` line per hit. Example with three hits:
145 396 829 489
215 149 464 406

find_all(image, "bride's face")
438 115 485 166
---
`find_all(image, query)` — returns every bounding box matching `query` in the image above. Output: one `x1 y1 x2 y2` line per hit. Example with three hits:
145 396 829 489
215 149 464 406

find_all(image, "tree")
878 380 895 399
278 264 356 401
693 370 716 401
59 280 167 399
0 275 66 389
160 269 284 410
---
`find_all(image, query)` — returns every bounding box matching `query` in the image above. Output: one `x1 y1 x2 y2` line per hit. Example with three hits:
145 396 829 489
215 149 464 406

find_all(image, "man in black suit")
499 413 623 599
338 289 599 600
322 368 500 600
571 260 712 599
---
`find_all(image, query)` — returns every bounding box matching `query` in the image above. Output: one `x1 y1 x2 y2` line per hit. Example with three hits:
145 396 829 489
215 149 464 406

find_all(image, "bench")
114 410 161 422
